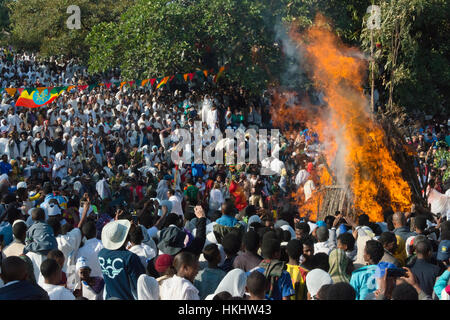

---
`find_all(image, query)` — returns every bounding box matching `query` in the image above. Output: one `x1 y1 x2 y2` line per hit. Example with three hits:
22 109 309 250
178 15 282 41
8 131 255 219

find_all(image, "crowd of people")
0 47 449 301
404 115 450 218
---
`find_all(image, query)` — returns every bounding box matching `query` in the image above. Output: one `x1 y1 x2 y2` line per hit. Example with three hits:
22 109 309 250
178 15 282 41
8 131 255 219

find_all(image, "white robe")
304 180 316 202
52 152 67 180
156 180 169 201
427 188 450 220
295 169 310 186
201 97 212 123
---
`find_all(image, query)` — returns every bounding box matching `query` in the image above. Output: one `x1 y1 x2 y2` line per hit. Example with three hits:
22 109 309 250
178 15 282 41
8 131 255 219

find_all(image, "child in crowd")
246 270 268 300
39 258 75 300
194 244 226 299
286 239 309 300
47 249 67 286
159 251 200 300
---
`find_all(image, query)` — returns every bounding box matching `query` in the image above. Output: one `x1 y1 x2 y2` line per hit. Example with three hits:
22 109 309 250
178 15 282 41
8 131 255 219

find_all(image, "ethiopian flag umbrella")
16 87 65 108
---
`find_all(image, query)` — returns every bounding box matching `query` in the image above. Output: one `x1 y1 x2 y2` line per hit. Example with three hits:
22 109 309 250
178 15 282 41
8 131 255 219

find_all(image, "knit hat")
154 254 174 274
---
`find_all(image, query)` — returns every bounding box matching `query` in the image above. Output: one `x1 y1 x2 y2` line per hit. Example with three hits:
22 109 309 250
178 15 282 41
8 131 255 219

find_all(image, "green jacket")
213 222 245 244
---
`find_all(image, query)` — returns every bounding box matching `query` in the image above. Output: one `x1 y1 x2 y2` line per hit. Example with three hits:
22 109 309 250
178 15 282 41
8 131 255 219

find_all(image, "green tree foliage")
87 0 279 92
0 0 10 42
0 0 9 28
361 0 450 113
7 0 131 60
86 0 372 93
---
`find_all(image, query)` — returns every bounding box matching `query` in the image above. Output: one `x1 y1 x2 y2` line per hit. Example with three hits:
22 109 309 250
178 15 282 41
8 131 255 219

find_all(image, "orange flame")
273 15 411 222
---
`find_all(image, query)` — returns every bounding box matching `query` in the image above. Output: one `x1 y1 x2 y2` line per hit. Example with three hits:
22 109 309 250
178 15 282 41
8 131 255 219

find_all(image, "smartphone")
386 268 407 278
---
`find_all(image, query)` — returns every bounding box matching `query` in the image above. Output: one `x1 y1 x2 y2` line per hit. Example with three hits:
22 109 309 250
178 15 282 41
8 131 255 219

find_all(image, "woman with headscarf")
52 152 67 181
328 248 352 284
70 131 82 153
149 146 161 166
7 133 20 160
137 275 160 300
112 118 123 132
0 119 10 133
127 129 138 147
204 268 247 300
156 175 169 201
305 268 333 300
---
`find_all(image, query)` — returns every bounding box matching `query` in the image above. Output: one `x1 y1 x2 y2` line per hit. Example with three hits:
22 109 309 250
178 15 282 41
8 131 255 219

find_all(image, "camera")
386 268 407 278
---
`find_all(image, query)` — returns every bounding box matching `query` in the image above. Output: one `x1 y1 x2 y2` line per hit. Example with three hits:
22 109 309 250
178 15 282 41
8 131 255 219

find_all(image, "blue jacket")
98 248 145 300
216 215 238 227
0 161 12 175
191 163 206 178
0 221 13 246
350 265 378 300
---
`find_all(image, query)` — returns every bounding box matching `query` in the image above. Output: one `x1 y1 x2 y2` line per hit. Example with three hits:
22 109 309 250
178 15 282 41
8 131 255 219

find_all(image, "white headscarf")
205 269 247 300
0 173 9 185
355 233 374 266
156 179 169 200
55 152 63 162
427 188 450 220
73 181 82 193
280 224 296 240
305 269 333 299
205 230 218 245
137 275 159 300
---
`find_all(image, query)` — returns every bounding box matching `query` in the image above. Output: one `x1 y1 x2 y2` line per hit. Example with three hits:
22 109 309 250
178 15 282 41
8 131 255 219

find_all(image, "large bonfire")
272 15 412 222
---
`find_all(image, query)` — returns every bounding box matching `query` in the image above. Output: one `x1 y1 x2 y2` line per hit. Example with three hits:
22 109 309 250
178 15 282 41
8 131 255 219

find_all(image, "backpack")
259 259 286 299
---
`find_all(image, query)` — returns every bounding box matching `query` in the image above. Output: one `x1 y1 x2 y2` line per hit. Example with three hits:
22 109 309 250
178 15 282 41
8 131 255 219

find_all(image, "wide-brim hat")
157 226 187 256
101 219 131 250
